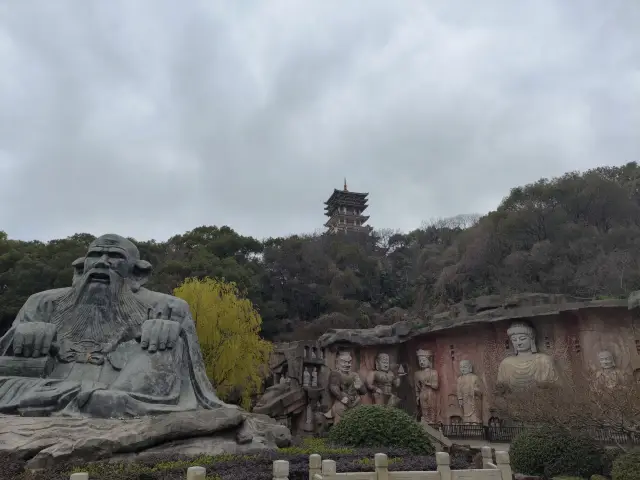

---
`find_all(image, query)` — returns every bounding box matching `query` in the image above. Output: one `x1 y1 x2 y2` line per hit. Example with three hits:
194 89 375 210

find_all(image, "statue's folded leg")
0 378 81 415
79 341 186 418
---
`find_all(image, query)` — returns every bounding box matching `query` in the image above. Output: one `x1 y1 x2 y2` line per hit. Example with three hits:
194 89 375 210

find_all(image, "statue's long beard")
50 271 149 345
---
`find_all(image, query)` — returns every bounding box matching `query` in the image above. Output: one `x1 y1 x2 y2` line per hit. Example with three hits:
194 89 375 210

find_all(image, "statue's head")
507 322 537 355
598 350 616 370
336 351 352 374
73 234 152 294
55 234 151 343
459 360 473 375
416 349 433 369
375 353 390 372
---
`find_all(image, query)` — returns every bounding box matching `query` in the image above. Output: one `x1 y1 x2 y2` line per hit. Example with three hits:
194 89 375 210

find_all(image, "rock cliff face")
318 293 627 347
256 292 638 429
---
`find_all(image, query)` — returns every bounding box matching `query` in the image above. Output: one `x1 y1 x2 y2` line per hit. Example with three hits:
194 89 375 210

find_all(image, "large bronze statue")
0 234 234 417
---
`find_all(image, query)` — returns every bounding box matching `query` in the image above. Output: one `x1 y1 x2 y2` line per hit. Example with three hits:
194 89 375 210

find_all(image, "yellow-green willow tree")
174 277 272 409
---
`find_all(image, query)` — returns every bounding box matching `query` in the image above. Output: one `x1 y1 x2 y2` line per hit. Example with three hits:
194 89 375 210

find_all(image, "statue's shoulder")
13 288 71 324
23 288 70 307
533 352 554 364
135 288 190 317
498 355 515 368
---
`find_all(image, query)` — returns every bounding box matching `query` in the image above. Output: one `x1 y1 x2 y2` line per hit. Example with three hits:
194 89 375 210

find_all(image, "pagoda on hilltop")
324 179 372 234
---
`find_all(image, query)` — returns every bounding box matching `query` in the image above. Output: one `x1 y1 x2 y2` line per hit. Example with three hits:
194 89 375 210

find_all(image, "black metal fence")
428 423 640 445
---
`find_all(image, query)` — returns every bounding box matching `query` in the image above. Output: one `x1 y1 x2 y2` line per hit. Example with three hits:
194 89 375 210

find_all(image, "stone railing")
68 447 513 480
308 449 512 480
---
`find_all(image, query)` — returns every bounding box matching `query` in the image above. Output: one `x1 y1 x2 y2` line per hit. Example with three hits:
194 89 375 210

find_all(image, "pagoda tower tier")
324 179 373 234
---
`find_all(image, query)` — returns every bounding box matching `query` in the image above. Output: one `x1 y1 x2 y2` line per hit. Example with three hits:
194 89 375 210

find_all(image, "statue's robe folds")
456 373 483 424
415 368 439 424
366 369 400 406
594 368 627 390
496 353 559 391
0 288 228 417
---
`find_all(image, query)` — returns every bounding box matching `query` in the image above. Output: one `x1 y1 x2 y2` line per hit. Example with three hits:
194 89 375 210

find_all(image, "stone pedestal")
0 408 291 470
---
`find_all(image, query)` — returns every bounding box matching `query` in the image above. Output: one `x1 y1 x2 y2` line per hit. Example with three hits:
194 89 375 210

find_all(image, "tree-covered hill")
2 162 639 340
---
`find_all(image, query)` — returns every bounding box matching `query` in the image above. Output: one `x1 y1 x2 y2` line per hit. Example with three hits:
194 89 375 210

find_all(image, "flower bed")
1 444 471 480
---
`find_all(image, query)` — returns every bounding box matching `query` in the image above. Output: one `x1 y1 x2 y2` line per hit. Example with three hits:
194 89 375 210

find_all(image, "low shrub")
510 426 605 478
328 405 435 455
0 446 469 480
280 436 354 455
602 447 625 477
612 450 640 480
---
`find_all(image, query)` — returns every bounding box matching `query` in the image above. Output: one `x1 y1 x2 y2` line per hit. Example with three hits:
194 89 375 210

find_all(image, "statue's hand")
13 322 57 357
140 319 181 352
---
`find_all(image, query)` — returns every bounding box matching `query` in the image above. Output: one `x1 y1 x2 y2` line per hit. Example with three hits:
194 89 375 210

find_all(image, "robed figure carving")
414 349 439 424
496 321 559 392
0 234 232 417
456 360 483 424
594 350 627 390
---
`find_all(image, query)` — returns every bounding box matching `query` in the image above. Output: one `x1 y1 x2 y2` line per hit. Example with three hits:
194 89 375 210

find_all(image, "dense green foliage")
328 405 434 454
1 445 470 480
510 426 606 477
612 451 640 480
2 162 640 339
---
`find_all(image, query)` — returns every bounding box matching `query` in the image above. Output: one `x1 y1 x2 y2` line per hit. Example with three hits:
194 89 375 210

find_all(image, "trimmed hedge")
0 443 469 480
328 405 435 455
510 426 605 478
612 450 640 480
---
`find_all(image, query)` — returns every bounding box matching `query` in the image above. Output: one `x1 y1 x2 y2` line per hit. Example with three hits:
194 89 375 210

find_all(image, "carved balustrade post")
374 453 389 480
186 466 206 480
273 459 290 480
309 454 322 480
436 452 452 480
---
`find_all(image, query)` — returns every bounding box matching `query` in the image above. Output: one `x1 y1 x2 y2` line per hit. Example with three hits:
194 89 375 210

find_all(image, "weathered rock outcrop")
318 293 627 347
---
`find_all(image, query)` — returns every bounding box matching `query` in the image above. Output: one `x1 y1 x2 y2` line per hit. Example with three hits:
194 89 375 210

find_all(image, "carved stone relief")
496 321 560 392
324 351 366 425
456 360 484 424
594 350 627 390
365 352 404 407
414 349 439 424
254 341 327 435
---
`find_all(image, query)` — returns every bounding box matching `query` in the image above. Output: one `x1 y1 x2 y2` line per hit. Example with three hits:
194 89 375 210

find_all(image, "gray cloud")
0 0 638 241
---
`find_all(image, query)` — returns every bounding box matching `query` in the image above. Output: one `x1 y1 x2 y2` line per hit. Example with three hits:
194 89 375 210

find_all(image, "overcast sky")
0 1 638 242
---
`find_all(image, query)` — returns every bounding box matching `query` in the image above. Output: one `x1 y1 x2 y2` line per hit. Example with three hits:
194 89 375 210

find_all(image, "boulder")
0 408 291 470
